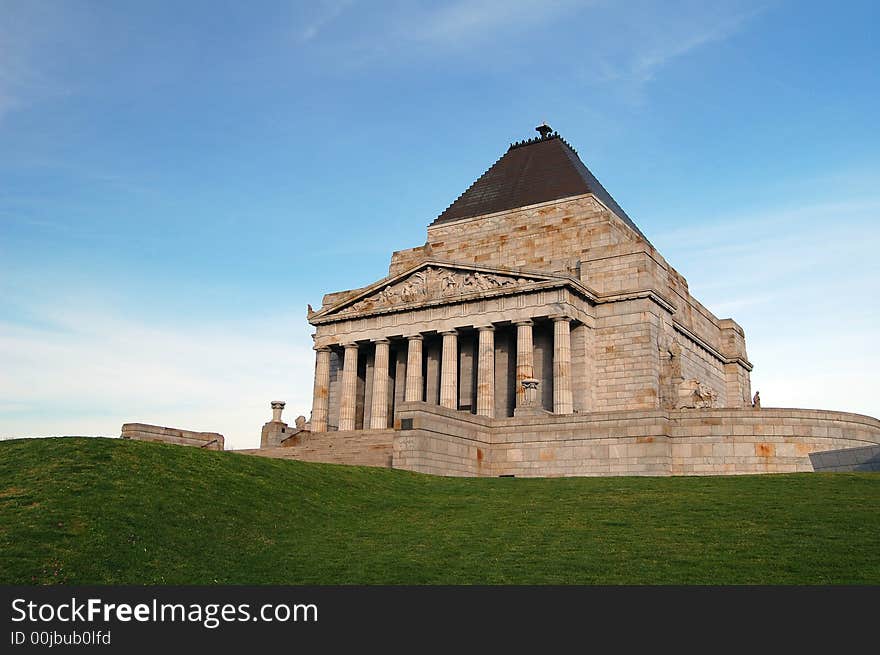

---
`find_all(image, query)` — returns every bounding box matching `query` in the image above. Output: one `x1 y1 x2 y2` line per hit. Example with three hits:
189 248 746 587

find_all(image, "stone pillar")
369 339 390 429
271 400 286 423
261 401 289 448
404 334 424 402
552 316 573 414
476 325 495 417
514 320 534 408
310 347 331 432
338 343 359 431
439 330 458 410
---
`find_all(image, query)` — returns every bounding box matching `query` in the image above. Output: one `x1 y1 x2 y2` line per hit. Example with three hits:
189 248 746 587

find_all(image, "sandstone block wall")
592 298 662 411
390 195 627 277
242 429 394 468
392 404 491 477
388 402 880 478
671 409 880 475
121 423 224 450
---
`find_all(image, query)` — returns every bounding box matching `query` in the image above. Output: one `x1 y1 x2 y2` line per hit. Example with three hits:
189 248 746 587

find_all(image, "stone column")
476 325 495 417
271 401 286 423
439 330 458 410
310 347 331 432
514 320 534 408
404 334 424 402
369 339 390 429
552 316 574 414
338 343 359 431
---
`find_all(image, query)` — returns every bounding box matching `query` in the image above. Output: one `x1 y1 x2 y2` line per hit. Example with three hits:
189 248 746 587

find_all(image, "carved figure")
752 391 761 409
399 281 418 303
677 378 717 409
669 342 682 380
337 266 540 315
377 285 397 304
441 271 458 294
696 382 717 407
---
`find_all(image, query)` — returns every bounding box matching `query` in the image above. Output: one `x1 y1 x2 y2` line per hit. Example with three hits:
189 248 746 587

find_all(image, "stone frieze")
336 266 543 316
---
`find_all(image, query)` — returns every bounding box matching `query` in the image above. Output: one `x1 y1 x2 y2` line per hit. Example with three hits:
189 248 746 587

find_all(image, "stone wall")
387 402 880 478
592 298 662 411
392 405 491 477
390 195 625 277
670 409 879 475
242 429 394 468
121 423 224 450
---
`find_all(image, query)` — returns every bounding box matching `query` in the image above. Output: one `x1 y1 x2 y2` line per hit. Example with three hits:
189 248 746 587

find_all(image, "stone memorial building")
255 125 880 476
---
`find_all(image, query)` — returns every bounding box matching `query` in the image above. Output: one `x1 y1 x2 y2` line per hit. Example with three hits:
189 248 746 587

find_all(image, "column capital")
475 323 496 332
513 319 534 327
342 342 359 350
313 345 332 352
404 333 424 341
548 314 570 323
439 329 458 336
372 337 390 345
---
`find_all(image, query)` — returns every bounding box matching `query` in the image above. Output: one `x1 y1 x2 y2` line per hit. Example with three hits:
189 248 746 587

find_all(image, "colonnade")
310 316 574 432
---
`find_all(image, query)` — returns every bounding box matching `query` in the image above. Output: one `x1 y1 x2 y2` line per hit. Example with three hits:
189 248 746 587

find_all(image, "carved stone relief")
677 378 719 409
658 326 684 409
336 267 541 315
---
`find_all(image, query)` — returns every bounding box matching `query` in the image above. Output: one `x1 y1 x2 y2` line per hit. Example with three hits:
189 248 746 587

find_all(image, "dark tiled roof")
431 133 648 242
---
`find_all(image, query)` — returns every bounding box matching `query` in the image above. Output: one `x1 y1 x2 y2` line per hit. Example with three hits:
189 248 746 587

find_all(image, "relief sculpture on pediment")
338 267 537 315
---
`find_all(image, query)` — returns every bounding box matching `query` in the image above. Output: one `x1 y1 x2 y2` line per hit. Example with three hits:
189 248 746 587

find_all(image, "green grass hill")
1 437 878 584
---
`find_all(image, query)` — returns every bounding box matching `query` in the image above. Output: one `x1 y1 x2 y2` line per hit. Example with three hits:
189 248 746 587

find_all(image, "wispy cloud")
652 193 880 418
608 4 765 85
0 1 76 124
406 0 585 46
299 0 590 68
298 0 768 103
299 0 356 43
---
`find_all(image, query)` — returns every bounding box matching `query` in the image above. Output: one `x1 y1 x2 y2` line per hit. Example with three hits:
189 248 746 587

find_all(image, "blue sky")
1 0 878 449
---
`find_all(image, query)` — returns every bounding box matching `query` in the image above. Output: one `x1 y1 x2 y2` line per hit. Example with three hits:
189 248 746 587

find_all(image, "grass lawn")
1 437 878 584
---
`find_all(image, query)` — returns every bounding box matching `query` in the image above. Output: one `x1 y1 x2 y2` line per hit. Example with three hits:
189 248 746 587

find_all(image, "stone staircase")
238 429 395 468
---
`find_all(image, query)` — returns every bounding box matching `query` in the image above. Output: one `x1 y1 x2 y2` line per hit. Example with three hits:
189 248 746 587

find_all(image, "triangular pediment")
311 261 565 321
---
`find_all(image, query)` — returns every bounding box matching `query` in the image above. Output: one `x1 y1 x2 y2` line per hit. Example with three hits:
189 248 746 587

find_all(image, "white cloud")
627 6 761 84
0 304 316 450
0 1 73 123
299 0 356 43
654 194 880 420
408 0 585 46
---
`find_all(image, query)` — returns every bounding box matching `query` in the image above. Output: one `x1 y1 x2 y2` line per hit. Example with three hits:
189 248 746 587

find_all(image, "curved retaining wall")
391 403 880 477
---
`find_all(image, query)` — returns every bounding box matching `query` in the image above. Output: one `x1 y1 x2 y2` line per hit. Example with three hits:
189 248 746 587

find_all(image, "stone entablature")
310 261 590 323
